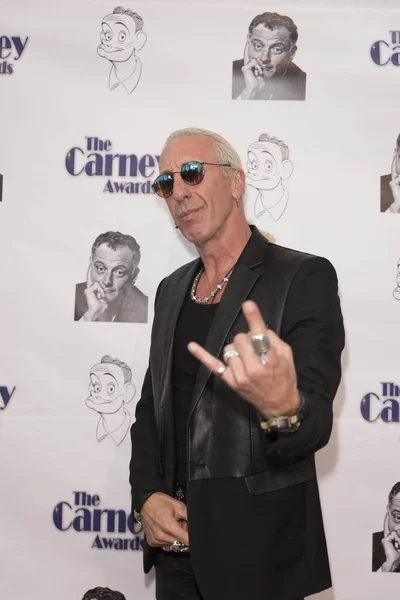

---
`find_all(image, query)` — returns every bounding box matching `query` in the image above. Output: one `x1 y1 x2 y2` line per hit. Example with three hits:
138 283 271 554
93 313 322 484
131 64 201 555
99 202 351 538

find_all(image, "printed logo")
371 31 400 66
87 356 136 446
65 136 159 194
53 491 143 551
0 386 16 410
361 382 400 422
0 36 29 74
98 7 146 94
394 260 400 300
245 133 293 220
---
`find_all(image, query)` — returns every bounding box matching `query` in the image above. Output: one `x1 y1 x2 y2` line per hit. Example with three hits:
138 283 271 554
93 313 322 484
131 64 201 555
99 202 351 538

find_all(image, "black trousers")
155 551 203 600
154 550 305 600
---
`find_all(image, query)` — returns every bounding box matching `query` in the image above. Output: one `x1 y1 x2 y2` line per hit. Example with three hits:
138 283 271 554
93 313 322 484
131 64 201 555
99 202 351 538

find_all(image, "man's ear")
134 30 147 51
124 382 136 404
231 169 246 200
290 44 297 59
131 265 140 285
281 160 294 181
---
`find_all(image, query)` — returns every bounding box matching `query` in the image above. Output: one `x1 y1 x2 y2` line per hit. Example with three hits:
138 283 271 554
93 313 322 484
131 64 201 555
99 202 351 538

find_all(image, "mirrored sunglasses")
152 161 232 199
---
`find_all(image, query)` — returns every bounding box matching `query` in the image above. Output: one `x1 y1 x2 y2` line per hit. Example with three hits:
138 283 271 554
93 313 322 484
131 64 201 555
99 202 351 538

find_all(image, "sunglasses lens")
181 162 204 186
152 174 173 198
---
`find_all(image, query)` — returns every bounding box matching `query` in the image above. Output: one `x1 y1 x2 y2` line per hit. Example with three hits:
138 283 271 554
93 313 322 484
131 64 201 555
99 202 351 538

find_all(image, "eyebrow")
104 372 118 382
115 21 129 31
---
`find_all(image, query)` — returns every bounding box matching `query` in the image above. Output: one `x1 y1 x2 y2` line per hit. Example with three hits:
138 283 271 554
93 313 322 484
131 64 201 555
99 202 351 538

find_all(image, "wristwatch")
260 393 306 434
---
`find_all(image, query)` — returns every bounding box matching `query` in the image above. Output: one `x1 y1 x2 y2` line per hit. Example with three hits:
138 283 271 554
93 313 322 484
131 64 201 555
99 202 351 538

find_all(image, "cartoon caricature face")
246 141 293 192
98 13 140 62
87 362 135 415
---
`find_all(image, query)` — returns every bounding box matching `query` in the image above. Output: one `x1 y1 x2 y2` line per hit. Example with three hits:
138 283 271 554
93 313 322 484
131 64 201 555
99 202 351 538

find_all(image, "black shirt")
173 292 218 487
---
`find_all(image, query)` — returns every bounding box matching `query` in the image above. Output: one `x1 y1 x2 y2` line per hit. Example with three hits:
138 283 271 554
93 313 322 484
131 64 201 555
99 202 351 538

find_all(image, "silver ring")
162 539 190 553
216 364 226 378
171 539 182 551
223 349 239 363
250 333 270 365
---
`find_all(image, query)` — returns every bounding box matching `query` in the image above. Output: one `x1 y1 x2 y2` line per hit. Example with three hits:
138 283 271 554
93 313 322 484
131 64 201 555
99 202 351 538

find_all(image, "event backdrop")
1 0 400 598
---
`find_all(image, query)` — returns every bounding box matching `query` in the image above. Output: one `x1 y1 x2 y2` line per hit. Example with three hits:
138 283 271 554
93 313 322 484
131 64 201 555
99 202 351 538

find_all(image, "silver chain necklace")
190 267 234 305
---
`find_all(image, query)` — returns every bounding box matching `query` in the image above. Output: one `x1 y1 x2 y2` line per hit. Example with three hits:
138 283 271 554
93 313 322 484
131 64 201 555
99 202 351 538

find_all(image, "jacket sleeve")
129 280 169 514
264 256 345 457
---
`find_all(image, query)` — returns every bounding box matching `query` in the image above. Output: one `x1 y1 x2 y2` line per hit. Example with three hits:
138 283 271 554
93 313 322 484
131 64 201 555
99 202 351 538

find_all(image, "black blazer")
130 227 344 600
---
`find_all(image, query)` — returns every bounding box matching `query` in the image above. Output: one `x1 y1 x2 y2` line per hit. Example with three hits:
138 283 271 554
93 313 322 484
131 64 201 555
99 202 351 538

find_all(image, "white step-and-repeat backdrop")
1 0 400 598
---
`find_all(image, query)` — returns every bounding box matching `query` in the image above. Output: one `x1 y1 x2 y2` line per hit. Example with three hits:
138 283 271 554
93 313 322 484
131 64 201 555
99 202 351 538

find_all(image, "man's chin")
261 69 276 80
104 292 118 302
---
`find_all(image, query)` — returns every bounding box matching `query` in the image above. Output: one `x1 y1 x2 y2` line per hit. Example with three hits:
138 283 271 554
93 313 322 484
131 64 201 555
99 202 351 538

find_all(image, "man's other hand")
140 492 189 548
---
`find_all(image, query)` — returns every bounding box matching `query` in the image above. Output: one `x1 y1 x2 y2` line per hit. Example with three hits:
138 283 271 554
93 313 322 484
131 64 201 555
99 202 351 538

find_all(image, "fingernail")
243 301 255 312
187 343 197 352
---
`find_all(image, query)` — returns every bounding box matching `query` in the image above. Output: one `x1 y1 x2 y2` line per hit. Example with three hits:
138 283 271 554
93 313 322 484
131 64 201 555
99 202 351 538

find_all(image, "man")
74 231 148 323
246 133 294 220
380 134 400 213
372 482 400 572
82 587 126 600
97 7 147 95
232 12 306 101
87 355 136 446
130 127 344 600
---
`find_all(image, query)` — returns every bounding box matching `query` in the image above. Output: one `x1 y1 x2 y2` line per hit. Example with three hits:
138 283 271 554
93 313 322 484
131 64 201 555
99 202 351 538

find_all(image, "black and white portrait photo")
74 231 148 323
246 133 294 220
82 587 126 600
232 12 306 101
97 7 147 95
86 355 135 446
372 482 400 572
381 134 400 213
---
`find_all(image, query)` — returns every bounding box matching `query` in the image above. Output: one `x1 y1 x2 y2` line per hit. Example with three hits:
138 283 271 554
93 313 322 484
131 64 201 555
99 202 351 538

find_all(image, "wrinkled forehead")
90 363 123 379
248 141 282 160
102 13 135 30
249 25 292 45
160 135 217 171
390 494 400 511
92 243 134 263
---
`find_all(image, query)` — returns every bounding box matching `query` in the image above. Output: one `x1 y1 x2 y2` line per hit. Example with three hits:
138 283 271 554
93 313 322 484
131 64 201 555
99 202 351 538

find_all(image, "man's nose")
101 36 112 49
172 174 191 202
260 49 271 63
103 271 114 287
